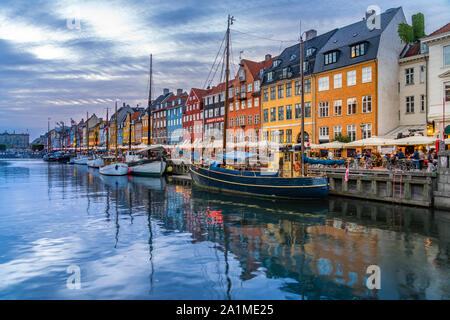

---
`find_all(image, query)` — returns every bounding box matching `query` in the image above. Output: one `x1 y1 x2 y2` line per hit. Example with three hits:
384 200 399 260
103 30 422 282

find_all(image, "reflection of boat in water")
99 174 129 189
130 176 166 191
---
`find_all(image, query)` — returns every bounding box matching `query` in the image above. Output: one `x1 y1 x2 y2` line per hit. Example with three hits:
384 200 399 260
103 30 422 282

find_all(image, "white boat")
125 150 140 163
87 155 104 168
99 158 129 176
73 155 89 165
128 145 167 177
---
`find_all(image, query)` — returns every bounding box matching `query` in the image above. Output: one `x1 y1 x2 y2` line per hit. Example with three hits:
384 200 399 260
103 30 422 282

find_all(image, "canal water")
0 160 448 300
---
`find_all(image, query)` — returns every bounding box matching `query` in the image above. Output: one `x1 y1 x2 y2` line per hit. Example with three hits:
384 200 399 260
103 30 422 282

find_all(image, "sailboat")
100 101 129 176
190 17 334 199
127 54 167 177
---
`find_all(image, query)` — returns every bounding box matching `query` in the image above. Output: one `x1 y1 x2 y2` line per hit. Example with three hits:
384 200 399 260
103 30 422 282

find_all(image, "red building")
227 56 275 145
183 88 208 142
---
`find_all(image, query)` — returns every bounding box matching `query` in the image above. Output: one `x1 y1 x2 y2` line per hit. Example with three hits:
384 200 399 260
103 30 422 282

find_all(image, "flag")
344 165 349 182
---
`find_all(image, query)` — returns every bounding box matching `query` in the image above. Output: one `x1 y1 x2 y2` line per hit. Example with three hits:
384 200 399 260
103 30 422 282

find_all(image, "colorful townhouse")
203 82 226 137
313 8 406 145
123 109 144 147
83 114 100 149
183 88 208 142
141 110 150 145
109 103 135 148
167 89 188 145
152 89 173 145
227 57 273 145
260 30 335 145
422 22 450 140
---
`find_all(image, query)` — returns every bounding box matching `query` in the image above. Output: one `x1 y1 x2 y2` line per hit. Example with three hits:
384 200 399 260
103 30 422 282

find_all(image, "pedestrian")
327 150 333 160
413 148 420 170
397 149 405 159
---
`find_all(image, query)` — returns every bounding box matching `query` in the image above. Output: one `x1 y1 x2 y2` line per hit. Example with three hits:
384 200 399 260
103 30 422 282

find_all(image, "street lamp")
360 122 366 139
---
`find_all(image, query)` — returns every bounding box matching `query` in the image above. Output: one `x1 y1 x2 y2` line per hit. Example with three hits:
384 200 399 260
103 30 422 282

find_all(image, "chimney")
305 29 317 41
265 54 272 61
123 102 126 107
177 88 183 95
365 8 375 20
163 88 169 95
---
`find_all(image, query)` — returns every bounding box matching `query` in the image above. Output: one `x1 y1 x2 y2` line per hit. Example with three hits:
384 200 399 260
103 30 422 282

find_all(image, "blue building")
167 89 187 145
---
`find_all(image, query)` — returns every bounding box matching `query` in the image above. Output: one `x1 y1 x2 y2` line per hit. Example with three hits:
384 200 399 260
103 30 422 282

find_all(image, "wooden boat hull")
129 160 166 177
99 163 129 176
189 165 328 199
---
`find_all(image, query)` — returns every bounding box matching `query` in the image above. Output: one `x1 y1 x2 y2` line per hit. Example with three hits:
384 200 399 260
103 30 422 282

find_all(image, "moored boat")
128 145 167 177
99 160 128 176
87 155 105 168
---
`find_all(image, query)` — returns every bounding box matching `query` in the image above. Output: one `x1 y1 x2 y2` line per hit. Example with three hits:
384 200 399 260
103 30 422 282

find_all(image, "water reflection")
0 160 448 299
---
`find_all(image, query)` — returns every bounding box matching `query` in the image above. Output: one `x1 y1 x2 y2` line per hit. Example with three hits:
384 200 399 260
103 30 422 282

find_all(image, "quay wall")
434 150 450 210
309 168 436 207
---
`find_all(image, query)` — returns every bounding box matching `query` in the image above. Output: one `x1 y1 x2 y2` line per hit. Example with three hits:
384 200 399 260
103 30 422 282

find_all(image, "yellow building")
260 29 337 145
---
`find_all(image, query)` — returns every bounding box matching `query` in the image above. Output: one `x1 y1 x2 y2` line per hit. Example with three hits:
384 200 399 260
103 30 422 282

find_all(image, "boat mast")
86 111 89 155
222 15 234 163
300 32 305 176
128 114 132 151
106 108 109 152
147 54 153 146
47 117 50 152
115 101 118 162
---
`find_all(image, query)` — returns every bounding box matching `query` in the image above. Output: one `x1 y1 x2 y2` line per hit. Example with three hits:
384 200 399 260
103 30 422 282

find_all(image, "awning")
313 141 347 149
385 125 426 138
393 135 436 146
345 136 397 147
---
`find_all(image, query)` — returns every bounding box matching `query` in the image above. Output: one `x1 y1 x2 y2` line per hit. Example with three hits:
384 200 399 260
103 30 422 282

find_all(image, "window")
406 68 414 85
324 51 337 65
306 48 315 57
282 68 288 78
319 101 329 117
362 95 372 113
270 107 276 121
247 115 252 125
235 101 239 111
305 78 311 93
254 80 260 92
286 105 292 120
263 109 269 123
318 76 329 91
241 100 246 109
278 106 284 121
363 123 372 139
445 82 450 102
229 103 233 112
295 81 301 95
333 126 342 139
319 127 329 139
267 72 273 82
406 96 414 113
347 70 356 86
254 98 259 107
286 83 292 97
278 85 284 99
347 125 356 141
263 89 268 102
362 66 372 83
272 60 280 68
334 100 342 116
295 104 301 119
235 87 239 95
286 129 292 143
347 97 357 114
444 46 450 67
305 102 311 117
351 43 365 58
420 66 425 83
255 115 260 124
229 118 234 127
248 99 252 108
247 83 252 92
334 73 342 88
270 87 276 100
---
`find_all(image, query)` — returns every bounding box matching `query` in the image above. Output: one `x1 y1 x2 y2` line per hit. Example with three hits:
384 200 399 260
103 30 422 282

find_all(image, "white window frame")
333 73 342 89
362 66 372 83
318 76 329 91
333 100 342 116
347 70 356 86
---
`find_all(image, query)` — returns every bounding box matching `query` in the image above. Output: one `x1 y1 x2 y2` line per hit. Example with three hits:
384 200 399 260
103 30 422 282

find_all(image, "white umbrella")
345 136 397 147
313 141 347 149
393 135 436 146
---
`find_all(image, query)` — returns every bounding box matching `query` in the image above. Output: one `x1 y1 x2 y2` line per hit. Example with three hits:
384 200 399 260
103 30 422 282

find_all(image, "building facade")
152 89 173 144
167 89 188 145
422 23 450 139
203 82 226 139
183 88 207 142
0 132 29 149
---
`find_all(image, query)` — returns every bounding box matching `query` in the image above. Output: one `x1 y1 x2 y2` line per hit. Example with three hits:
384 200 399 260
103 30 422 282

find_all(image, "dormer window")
324 51 338 65
267 71 273 82
272 60 281 68
351 42 366 58
290 54 297 61
306 48 316 57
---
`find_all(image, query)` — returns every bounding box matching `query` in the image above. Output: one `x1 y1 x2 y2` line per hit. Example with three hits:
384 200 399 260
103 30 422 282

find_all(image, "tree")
30 144 44 151
0 143 7 151
398 13 426 44
333 134 351 143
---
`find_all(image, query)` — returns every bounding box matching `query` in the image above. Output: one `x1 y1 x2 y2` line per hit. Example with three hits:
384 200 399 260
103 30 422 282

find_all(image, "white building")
393 42 429 137
422 23 450 139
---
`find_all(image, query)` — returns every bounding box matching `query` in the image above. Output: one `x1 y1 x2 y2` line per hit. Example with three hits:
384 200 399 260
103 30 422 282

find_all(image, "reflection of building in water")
304 222 379 297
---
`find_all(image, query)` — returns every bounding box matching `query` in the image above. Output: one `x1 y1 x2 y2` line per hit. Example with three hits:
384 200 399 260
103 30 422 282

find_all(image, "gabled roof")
400 43 420 58
427 22 450 37
314 7 401 73
191 88 208 100
206 82 226 96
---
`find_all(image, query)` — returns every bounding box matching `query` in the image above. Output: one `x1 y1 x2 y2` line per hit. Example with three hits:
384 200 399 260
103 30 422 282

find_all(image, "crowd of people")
324 147 440 172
